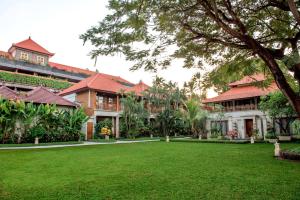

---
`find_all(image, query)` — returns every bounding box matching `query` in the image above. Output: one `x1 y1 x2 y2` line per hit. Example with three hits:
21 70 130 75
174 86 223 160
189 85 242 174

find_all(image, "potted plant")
101 126 111 140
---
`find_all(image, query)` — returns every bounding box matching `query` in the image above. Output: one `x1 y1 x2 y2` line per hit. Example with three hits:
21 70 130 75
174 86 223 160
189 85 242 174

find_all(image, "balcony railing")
212 104 257 112
96 103 118 112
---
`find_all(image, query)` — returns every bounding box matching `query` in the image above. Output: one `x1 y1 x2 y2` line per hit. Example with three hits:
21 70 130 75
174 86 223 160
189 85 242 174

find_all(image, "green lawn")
0 141 83 148
0 142 299 200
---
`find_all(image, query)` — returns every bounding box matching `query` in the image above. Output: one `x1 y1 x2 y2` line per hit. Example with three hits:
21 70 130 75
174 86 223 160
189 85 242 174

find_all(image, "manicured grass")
0 142 300 199
0 141 82 148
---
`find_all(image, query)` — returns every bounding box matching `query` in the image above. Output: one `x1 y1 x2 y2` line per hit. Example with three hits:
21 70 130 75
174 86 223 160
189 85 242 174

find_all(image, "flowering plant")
100 126 111 135
227 130 238 139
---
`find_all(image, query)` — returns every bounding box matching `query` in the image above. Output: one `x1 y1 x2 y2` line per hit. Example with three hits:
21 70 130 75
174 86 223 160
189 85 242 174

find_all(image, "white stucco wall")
207 110 270 139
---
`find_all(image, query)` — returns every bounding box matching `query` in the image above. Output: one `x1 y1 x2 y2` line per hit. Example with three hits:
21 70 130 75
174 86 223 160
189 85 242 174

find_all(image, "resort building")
59 73 150 139
0 37 96 92
203 74 278 139
0 86 76 108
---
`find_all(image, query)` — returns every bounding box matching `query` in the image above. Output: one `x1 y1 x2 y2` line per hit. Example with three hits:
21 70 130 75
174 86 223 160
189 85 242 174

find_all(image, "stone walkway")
0 139 160 150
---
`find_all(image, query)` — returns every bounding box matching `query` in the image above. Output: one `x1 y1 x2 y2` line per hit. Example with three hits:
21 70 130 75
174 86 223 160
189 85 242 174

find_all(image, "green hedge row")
170 138 250 144
0 71 72 89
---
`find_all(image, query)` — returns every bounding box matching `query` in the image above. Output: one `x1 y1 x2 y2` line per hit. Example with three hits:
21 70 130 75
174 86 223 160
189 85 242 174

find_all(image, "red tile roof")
60 73 134 95
60 73 146 96
229 74 265 87
0 51 12 59
203 82 278 103
125 81 149 96
0 86 19 100
48 62 97 76
23 87 76 107
9 37 54 56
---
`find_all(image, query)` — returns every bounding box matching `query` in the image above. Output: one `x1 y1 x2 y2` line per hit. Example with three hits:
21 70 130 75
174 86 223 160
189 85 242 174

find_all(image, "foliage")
120 93 149 138
0 99 25 143
28 125 46 138
61 108 88 141
260 92 297 135
144 77 184 136
265 131 277 139
0 98 88 143
291 119 300 135
0 70 72 90
182 98 207 137
81 0 300 116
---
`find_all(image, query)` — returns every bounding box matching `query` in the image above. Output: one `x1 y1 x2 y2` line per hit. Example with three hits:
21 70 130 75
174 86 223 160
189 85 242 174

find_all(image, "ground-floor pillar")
116 116 120 139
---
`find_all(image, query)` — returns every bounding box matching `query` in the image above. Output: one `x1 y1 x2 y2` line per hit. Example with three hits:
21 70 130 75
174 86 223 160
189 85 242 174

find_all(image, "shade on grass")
0 142 299 199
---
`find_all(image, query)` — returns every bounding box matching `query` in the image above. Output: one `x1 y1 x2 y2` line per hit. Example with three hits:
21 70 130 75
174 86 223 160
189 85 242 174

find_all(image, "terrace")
210 97 259 112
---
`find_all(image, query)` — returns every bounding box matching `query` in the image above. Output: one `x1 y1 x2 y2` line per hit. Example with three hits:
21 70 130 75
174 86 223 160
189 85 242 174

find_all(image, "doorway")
245 119 253 138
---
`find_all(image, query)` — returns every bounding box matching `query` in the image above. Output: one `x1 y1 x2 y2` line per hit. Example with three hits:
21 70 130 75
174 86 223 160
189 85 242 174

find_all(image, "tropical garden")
0 98 88 144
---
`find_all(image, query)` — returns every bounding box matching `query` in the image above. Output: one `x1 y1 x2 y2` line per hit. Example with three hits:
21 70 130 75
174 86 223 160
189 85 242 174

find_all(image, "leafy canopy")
81 0 300 116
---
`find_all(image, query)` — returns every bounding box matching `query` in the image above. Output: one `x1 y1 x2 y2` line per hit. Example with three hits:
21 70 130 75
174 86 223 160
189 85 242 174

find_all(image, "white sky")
0 0 216 97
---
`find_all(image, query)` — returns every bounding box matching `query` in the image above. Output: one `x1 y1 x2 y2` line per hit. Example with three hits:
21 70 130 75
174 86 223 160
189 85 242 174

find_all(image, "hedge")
0 71 72 89
170 138 250 144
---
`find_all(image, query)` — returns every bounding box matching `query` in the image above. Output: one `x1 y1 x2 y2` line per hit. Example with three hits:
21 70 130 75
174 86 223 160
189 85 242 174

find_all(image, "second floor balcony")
96 102 119 112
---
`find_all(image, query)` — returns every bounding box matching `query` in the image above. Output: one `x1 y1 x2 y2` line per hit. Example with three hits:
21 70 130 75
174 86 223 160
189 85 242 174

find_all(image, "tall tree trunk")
246 37 300 117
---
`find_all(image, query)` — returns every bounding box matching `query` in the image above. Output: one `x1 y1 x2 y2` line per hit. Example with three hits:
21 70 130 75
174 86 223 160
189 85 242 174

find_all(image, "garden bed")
280 147 300 161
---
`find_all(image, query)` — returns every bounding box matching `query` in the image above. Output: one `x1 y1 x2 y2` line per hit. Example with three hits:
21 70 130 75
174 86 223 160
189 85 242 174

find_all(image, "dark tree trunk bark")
245 37 300 118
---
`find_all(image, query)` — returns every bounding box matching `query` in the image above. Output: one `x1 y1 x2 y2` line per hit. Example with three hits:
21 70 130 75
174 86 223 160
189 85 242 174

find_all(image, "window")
20 52 29 60
97 96 104 104
37 56 45 65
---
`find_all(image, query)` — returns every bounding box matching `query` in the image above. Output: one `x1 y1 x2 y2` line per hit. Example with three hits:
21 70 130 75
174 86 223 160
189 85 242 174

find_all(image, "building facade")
203 74 278 139
60 73 150 139
0 37 96 92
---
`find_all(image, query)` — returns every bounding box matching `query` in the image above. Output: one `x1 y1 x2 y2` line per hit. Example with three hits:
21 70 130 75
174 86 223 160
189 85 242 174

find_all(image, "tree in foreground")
81 0 300 117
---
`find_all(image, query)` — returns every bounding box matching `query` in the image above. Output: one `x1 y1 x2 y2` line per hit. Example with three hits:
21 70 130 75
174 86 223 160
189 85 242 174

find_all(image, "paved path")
0 139 160 150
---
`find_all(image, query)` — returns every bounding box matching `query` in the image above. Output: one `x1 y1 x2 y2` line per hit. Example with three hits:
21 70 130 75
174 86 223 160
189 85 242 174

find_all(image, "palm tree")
183 98 207 137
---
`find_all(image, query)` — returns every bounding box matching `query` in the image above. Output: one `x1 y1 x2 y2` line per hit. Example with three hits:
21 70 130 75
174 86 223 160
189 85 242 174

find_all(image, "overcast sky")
0 0 216 97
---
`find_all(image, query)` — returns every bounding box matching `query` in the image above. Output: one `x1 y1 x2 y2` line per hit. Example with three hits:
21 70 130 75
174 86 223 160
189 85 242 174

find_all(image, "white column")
228 117 233 131
262 115 268 140
116 116 120 138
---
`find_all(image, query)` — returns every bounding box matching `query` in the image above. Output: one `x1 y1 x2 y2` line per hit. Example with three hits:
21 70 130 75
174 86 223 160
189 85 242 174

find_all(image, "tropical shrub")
265 130 277 139
291 119 300 135
182 98 207 137
0 98 88 144
28 125 46 139
260 92 297 136
120 93 148 138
